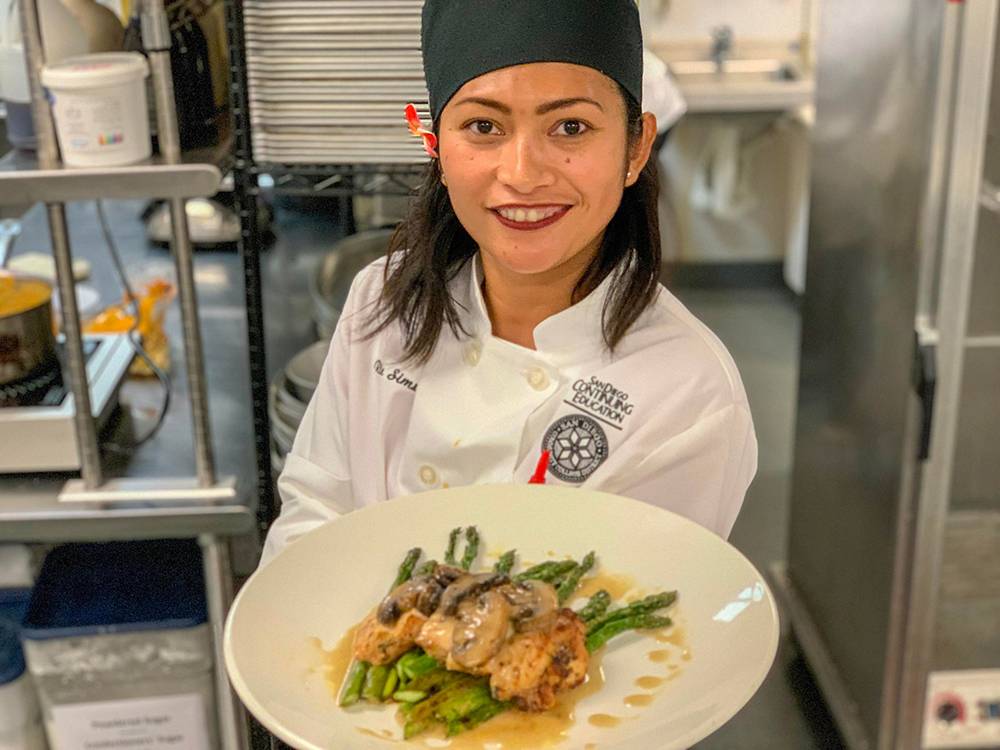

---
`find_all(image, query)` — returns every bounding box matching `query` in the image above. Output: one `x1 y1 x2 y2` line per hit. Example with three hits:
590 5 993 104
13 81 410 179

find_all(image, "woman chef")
261 0 757 565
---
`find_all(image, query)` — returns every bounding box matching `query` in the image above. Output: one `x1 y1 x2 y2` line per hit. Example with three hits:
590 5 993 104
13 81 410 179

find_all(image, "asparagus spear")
577 590 612 623
393 689 428 703
493 549 516 575
586 613 672 653
513 560 577 583
586 591 678 635
405 665 463 694
361 665 391 703
381 668 399 701
401 653 440 681
338 660 369 707
402 675 481 737
435 682 493 723
557 551 596 603
444 527 463 566
460 526 480 570
447 699 510 736
392 547 423 588
416 559 438 576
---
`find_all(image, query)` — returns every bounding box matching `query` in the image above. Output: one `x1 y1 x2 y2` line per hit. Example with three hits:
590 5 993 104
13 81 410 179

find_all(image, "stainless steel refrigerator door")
786 1 948 747
896 0 1000 745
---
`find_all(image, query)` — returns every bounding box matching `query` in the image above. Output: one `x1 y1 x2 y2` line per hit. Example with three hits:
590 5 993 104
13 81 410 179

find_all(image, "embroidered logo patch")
543 414 609 483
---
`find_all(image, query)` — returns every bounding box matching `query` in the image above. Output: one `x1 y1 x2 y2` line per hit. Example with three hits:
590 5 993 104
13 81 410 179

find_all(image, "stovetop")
0 338 102 409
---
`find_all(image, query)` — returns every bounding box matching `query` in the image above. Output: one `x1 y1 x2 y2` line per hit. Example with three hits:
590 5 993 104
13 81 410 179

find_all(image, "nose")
495 132 554 194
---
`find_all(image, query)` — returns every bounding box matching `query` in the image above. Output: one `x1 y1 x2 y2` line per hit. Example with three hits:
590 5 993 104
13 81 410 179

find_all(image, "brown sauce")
572 571 637 603
587 714 622 728
635 676 665 690
0 275 50 317
624 694 654 708
315 625 359 699
655 630 685 646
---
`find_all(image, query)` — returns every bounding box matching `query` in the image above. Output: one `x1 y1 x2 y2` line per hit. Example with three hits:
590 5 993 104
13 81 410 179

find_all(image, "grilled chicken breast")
354 608 428 665
354 568 589 711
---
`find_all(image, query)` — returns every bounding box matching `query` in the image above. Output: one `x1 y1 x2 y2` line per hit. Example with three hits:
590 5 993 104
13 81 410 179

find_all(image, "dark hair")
366 85 661 364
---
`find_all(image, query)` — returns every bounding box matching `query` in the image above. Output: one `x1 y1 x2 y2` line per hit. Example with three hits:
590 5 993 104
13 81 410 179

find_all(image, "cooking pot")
0 221 57 387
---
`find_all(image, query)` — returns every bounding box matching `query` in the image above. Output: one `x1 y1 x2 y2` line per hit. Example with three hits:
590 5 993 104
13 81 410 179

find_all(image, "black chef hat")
421 0 644 122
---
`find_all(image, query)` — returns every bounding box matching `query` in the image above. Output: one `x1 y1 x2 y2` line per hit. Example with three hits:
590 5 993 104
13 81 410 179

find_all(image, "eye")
554 120 589 137
466 120 501 136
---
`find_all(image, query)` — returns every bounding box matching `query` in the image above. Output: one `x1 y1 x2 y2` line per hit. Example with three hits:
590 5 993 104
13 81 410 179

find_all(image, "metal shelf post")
225 0 275 533
17 0 103 490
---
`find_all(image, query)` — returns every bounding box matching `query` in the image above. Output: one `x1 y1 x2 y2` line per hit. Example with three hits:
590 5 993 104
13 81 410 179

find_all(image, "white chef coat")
260 255 756 566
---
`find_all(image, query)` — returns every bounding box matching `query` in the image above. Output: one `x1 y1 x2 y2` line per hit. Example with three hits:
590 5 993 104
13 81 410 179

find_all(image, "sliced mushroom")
501 580 559 632
452 590 512 669
432 564 466 587
440 572 510 616
377 576 445 625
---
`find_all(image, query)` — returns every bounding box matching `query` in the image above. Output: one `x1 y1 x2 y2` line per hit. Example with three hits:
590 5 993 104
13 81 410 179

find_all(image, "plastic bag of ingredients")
84 278 175 376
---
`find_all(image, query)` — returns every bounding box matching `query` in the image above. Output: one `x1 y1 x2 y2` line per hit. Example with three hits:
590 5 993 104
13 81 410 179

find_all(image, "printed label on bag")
50 693 210 750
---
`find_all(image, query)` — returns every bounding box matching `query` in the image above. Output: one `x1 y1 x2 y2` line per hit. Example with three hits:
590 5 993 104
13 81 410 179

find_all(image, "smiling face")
437 62 654 281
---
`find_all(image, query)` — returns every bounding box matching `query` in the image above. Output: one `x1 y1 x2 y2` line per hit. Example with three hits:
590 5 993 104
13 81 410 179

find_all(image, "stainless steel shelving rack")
222 0 424 535
0 1 254 747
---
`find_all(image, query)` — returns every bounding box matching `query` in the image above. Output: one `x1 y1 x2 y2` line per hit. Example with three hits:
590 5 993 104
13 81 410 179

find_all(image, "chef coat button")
526 367 550 391
419 465 438 486
464 343 482 367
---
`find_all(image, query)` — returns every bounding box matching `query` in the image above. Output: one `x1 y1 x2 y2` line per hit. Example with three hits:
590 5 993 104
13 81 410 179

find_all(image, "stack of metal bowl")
272 229 395 474
310 228 394 339
269 340 327 475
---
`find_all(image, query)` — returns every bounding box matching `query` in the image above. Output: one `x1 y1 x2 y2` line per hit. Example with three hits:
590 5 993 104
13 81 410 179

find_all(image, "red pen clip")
528 450 551 484
405 103 439 158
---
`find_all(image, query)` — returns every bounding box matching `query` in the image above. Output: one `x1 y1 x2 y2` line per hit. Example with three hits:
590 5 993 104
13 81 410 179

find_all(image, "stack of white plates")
244 0 430 165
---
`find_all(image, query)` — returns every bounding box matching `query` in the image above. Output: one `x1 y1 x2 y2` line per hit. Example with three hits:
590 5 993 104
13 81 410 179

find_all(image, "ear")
625 113 659 187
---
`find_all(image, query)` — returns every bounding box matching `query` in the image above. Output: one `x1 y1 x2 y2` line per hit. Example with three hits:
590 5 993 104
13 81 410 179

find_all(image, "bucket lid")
22 540 207 641
41 52 149 90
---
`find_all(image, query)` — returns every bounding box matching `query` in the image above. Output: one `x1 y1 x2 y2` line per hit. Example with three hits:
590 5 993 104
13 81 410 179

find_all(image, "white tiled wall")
643 0 809 43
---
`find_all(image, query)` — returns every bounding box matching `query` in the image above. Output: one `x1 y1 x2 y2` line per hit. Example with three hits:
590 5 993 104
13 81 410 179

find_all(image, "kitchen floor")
675 283 845 750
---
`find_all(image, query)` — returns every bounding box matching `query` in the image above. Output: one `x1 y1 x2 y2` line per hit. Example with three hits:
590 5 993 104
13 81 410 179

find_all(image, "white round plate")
225 485 779 749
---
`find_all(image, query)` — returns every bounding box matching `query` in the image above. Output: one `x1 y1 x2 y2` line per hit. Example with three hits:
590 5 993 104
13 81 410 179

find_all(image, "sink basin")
666 58 814 113
670 59 800 86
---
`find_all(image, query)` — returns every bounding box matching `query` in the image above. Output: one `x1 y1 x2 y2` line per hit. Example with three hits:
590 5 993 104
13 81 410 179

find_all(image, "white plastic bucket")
41 52 151 167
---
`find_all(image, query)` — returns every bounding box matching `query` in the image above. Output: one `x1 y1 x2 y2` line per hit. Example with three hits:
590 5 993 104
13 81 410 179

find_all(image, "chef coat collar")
461 253 617 362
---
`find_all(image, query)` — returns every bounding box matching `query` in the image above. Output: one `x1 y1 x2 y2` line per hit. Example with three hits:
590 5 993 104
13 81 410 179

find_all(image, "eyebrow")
451 96 605 115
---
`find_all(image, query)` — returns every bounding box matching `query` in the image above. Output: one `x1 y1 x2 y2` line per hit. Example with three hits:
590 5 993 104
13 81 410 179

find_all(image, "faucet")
711 25 734 72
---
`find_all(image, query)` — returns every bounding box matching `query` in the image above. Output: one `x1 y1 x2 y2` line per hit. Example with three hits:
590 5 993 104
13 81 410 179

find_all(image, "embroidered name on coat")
374 359 418 392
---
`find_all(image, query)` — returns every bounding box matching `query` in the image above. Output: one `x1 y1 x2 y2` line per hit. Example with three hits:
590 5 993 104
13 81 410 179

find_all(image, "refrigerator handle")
912 330 937 461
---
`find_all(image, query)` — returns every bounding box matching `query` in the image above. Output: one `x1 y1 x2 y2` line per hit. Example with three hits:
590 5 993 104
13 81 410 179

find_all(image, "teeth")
498 207 562 223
